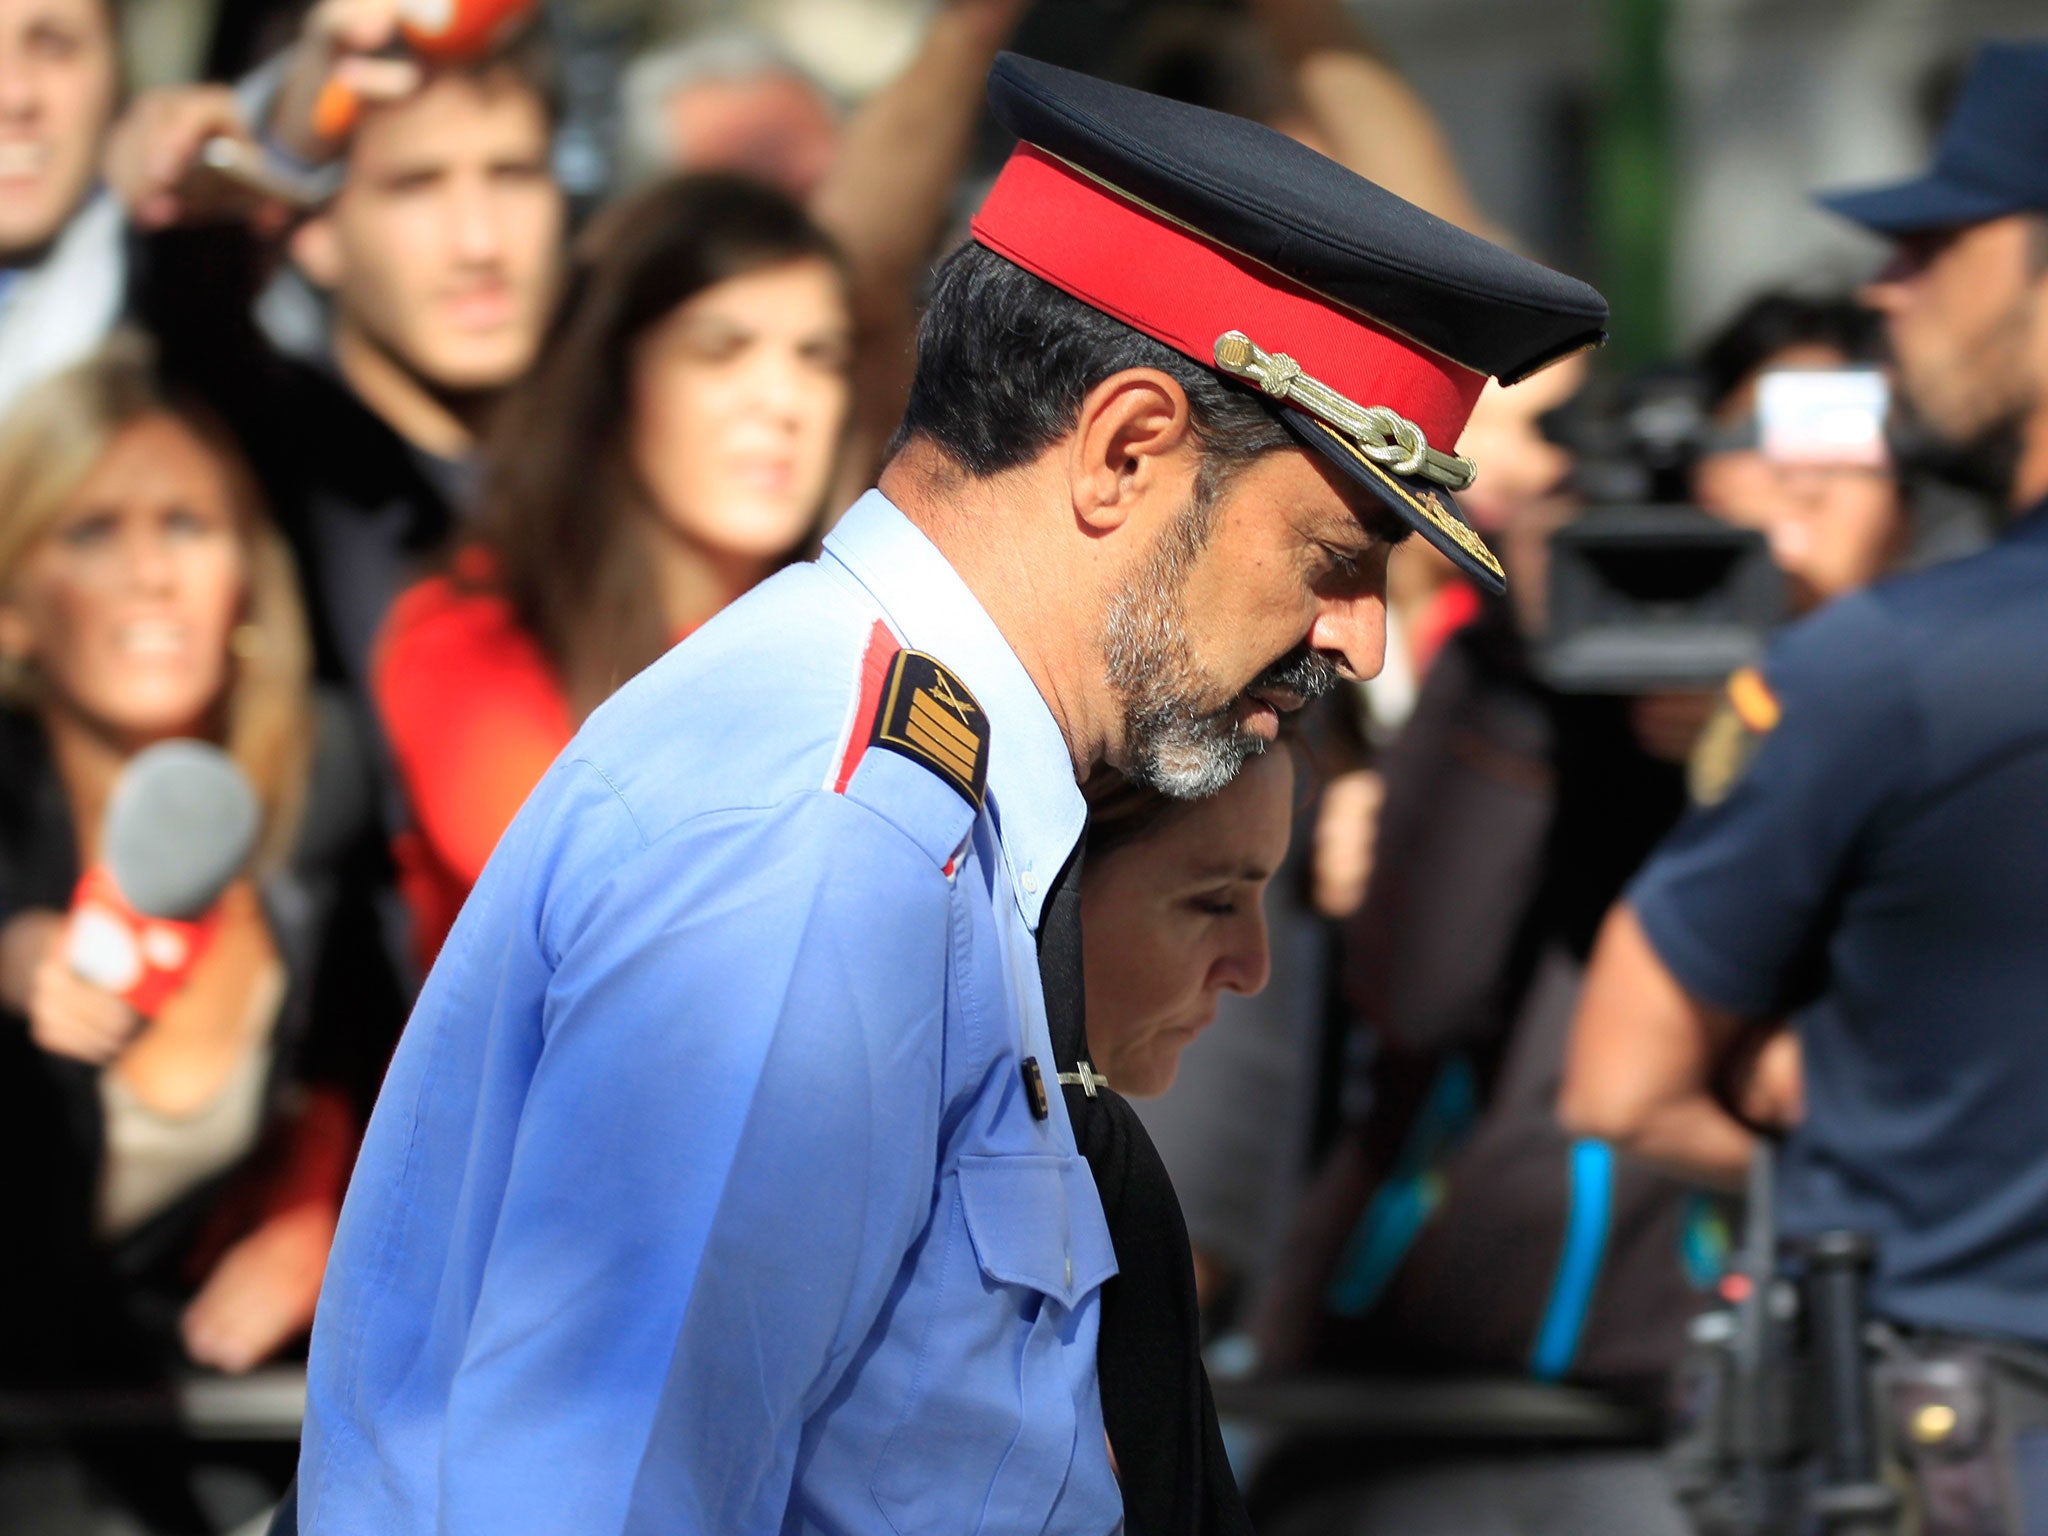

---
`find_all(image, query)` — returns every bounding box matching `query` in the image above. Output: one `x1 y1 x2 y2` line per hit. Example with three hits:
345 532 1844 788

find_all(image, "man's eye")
28 24 83 60
1190 892 1237 917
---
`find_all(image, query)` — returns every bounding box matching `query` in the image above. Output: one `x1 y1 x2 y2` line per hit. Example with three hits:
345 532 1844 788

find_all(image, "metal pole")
1804 1230 1900 1536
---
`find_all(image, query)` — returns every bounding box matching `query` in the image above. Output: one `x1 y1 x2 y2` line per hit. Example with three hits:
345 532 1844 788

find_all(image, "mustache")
1248 644 1341 703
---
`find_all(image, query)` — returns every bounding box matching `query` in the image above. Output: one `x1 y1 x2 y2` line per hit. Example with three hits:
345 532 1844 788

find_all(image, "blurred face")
629 257 852 564
1103 447 1398 797
0 415 247 745
1860 216 2047 453
1694 347 1905 612
0 0 116 261
1079 749 1292 1098
295 69 563 392
1696 455 1901 613
668 73 839 201
1452 355 1585 534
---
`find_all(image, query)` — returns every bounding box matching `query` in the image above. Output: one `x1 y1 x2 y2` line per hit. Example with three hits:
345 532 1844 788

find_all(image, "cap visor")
1815 173 2024 235
1282 409 1506 596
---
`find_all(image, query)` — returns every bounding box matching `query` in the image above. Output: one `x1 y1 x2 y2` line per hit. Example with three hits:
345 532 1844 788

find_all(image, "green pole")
1593 0 1675 368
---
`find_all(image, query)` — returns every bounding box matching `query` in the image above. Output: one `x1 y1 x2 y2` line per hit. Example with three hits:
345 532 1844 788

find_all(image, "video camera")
1537 371 1789 694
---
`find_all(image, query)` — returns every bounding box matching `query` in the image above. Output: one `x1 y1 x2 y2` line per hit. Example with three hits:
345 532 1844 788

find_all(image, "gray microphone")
65 741 261 1011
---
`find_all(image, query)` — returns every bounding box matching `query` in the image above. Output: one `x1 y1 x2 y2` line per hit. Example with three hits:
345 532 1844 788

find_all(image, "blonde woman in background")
0 338 397 1395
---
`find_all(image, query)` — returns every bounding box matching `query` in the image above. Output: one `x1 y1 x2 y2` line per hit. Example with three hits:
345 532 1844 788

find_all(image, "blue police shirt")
297 491 1123 1534
1631 501 2048 1342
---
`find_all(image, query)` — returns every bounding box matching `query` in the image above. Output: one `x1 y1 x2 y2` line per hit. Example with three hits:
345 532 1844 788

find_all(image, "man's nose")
0 46 39 120
1768 506 1815 571
449 180 506 263
1858 262 1913 313
1307 593 1387 682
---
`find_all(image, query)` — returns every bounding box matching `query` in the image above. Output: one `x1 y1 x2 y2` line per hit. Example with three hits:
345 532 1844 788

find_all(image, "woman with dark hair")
1079 748 1294 1099
373 173 854 963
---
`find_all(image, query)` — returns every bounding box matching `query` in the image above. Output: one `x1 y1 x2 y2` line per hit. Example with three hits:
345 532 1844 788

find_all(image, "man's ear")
1067 368 1198 533
289 212 344 292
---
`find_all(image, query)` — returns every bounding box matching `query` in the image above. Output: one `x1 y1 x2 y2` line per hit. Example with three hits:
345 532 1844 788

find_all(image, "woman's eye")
1190 892 1238 917
163 506 221 539
58 511 119 548
681 330 748 363
802 336 855 375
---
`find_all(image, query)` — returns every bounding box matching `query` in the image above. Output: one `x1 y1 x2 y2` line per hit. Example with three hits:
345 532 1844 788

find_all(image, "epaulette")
828 621 989 870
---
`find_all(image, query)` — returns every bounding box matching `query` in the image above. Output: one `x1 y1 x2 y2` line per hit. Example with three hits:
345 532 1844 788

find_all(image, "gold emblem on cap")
1294 418 1505 584
1213 331 1478 491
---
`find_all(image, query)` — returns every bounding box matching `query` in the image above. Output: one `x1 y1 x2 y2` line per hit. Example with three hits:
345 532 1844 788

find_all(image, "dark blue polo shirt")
1631 501 2048 1343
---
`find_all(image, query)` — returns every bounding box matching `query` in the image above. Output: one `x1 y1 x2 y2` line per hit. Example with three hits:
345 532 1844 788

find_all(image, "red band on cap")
970 145 1488 450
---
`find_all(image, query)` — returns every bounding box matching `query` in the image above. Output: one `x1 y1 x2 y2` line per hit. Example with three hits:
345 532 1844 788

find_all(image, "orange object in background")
312 0 540 139
398 0 538 60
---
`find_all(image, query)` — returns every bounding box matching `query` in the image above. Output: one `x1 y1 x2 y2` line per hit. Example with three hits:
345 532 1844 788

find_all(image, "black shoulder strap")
867 650 990 809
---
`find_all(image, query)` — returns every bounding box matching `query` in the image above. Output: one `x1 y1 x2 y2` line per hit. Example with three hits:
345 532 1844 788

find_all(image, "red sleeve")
372 571 574 891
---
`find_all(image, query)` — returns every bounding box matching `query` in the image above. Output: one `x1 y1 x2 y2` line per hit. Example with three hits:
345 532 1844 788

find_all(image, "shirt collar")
823 490 1086 931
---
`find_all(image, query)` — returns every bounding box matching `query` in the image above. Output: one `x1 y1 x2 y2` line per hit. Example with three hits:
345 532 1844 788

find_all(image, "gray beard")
1101 497 1266 800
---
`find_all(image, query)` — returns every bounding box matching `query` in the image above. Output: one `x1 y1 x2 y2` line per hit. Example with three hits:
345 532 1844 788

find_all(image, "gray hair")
619 30 838 185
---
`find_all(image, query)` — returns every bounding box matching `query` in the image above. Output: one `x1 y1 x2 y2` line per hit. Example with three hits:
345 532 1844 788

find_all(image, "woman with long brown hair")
374 172 854 964
0 336 390 1386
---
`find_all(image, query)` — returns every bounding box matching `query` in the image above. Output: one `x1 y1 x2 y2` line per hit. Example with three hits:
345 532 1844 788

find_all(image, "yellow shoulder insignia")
871 651 989 808
1726 666 1781 734
1689 667 1780 807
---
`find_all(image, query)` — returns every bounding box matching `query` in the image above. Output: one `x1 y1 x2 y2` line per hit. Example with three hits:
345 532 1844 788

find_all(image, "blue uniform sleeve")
439 773 949 1534
1629 595 1922 1018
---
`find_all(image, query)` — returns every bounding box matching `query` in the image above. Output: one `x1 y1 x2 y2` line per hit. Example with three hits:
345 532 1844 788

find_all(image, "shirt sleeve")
1628 594 1921 1019
372 576 575 887
437 776 950 1535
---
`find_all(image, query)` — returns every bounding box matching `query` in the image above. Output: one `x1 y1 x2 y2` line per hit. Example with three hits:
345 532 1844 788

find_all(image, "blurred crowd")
0 0 2032 1531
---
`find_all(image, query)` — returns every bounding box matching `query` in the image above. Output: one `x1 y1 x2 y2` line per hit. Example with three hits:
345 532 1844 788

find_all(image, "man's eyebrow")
1311 476 1411 549
1351 496 1413 548
372 159 451 185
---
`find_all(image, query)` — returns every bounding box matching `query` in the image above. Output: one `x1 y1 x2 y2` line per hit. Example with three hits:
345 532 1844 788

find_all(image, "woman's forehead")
1160 750 1295 867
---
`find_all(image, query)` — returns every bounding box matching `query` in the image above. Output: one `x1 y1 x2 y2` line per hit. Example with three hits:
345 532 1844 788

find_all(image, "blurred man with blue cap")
1821 40 2048 489
1566 39 2048 1531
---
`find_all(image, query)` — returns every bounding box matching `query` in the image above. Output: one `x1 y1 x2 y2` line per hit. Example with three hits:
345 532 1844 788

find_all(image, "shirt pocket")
872 1152 1120 1536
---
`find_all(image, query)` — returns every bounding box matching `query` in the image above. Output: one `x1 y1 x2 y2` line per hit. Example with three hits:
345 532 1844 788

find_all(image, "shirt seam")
568 757 652 849
569 758 968 871
1630 887 1775 1020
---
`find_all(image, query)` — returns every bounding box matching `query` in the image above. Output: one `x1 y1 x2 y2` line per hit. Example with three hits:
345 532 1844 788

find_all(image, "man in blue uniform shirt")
294 56 1606 1534
1564 38 2048 1524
